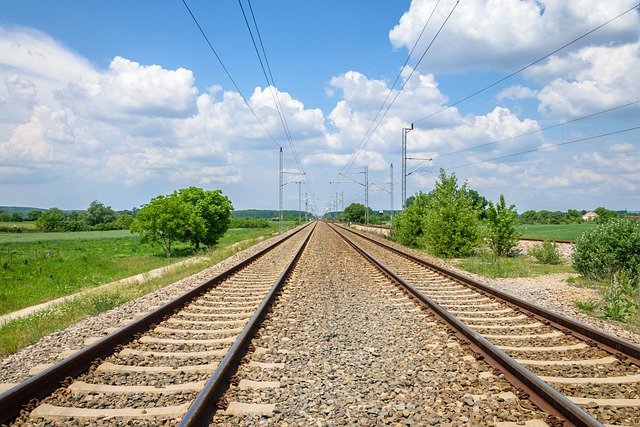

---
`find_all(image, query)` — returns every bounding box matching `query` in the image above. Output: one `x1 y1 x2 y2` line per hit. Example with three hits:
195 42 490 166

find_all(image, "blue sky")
1 1 639 215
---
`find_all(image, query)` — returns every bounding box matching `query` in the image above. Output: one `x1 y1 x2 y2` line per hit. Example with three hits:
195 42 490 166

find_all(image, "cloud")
389 0 640 72
534 42 640 118
55 56 199 121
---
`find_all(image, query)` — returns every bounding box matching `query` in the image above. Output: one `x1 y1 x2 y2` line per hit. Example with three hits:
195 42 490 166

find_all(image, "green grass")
516 223 598 241
0 224 289 355
457 254 575 279
0 229 132 243
0 227 285 316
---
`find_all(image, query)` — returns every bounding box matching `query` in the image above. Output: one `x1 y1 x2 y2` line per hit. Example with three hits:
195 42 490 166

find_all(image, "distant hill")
0 206 46 215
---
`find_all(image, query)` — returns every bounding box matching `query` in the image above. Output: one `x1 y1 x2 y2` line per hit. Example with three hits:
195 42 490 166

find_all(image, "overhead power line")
437 99 640 159
447 125 640 171
412 2 640 125
336 0 459 184
237 0 309 195
181 0 281 149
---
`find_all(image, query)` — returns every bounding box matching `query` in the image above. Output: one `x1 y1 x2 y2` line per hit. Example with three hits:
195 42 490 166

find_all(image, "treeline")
232 209 306 220
229 218 271 228
29 201 136 232
518 207 627 225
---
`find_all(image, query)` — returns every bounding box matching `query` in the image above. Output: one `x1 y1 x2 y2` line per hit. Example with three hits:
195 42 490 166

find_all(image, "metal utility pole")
364 165 369 224
298 181 302 220
390 163 394 220
402 124 413 210
279 147 283 234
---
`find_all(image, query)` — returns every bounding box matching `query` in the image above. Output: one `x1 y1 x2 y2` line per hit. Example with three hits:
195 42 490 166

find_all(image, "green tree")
573 218 640 282
114 213 134 230
519 210 538 225
25 210 43 221
177 187 233 250
10 212 23 222
130 193 189 257
422 169 480 258
468 189 488 219
392 192 429 248
343 203 367 224
594 207 619 223
85 200 117 226
130 187 233 256
35 208 66 232
566 209 582 223
485 194 521 257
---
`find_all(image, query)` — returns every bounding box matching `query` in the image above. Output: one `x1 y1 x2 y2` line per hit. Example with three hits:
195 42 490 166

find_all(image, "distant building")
582 211 599 221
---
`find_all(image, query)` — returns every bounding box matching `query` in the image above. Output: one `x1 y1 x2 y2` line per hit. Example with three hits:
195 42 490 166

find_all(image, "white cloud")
497 85 538 102
535 42 640 118
389 0 640 72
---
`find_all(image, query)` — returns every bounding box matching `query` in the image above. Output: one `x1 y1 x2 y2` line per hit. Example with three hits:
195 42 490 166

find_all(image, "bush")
599 271 637 322
572 218 640 282
229 218 270 229
529 240 562 265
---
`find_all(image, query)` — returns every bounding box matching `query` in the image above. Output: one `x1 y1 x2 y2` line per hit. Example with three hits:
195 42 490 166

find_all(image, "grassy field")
0 225 289 316
516 223 598 241
0 223 293 355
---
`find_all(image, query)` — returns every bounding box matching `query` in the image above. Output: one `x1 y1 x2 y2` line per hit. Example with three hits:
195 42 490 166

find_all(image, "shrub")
229 218 270 229
485 194 521 257
529 240 562 265
572 218 640 282
599 271 637 322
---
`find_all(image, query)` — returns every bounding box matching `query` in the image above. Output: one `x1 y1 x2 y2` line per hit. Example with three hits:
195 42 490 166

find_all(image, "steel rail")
0 223 313 425
338 224 640 364
331 224 602 427
178 221 316 426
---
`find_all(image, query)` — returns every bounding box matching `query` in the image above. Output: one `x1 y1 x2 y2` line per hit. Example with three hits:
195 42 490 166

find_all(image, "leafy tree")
130 187 233 256
0 211 10 222
343 203 367 224
468 189 488 219
114 213 134 230
393 192 429 248
422 169 480 258
573 218 640 282
85 200 117 226
35 208 66 232
130 193 188 257
566 209 582 223
594 207 619 223
519 210 538 225
177 187 233 250
25 210 43 221
485 194 521 257
10 212 23 222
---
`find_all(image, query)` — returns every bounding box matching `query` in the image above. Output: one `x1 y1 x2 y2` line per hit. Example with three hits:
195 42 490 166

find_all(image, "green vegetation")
516 223 598 241
0 224 286 355
130 187 233 256
0 235 193 315
458 254 574 279
484 194 521 257
528 240 563 265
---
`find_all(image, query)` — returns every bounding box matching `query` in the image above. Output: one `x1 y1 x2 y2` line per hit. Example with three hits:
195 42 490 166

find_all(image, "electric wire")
181 0 282 149
412 2 640 125
438 99 640 159
238 0 309 193
336 0 459 195
446 125 640 171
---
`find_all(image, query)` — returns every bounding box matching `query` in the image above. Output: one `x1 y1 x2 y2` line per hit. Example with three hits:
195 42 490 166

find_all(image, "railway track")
0 223 315 426
332 223 640 427
2 221 638 426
